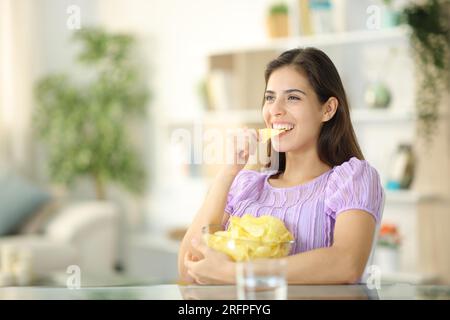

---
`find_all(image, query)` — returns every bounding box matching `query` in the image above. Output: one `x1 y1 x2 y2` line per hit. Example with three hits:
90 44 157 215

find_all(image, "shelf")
351 108 415 124
209 26 409 56
385 190 442 205
381 272 439 285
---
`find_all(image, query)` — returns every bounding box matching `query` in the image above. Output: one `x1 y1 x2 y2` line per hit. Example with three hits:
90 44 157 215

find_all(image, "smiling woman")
178 47 384 286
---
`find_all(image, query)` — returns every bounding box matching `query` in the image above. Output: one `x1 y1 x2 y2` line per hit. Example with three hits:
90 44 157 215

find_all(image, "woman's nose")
269 98 285 116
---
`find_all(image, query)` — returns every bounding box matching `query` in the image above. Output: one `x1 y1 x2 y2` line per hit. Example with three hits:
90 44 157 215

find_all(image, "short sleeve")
325 157 384 223
225 170 260 215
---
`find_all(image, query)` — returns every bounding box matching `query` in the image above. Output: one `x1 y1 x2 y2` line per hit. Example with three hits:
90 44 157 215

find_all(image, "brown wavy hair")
264 47 364 172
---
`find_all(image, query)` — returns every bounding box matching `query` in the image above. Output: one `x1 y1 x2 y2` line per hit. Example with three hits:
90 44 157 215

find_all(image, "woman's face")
262 66 325 153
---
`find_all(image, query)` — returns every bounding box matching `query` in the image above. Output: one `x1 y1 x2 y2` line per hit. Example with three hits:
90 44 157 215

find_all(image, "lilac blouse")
224 157 384 255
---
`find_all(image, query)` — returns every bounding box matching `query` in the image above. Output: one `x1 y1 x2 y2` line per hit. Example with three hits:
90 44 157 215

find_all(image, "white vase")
375 246 400 274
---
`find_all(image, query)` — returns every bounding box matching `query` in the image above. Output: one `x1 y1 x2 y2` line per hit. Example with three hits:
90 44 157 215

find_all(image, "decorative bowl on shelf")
364 81 392 109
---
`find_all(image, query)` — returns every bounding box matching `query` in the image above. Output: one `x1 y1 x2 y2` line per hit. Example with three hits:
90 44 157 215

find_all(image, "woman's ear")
321 97 338 122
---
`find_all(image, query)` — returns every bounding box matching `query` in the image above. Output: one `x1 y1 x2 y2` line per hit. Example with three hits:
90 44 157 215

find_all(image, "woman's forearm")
285 246 361 284
216 247 360 285
178 168 238 281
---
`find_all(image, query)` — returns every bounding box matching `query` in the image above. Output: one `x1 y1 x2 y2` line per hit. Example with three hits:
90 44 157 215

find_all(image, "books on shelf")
298 0 313 36
298 0 346 36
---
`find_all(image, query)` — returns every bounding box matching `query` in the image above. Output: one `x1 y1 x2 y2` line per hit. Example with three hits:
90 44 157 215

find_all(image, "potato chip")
205 214 294 261
259 128 285 143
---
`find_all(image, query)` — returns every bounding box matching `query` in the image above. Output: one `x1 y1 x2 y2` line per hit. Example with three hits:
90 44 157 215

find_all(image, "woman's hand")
184 237 235 285
223 128 258 176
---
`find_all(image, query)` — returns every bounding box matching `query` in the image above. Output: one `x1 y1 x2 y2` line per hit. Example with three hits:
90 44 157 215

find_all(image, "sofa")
0 172 120 278
0 201 119 277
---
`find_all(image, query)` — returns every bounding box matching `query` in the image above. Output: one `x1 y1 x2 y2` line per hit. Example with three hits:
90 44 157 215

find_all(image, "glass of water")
236 258 288 300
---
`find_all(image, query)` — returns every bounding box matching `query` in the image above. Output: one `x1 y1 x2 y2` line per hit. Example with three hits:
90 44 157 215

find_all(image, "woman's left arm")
285 209 376 284
185 209 376 285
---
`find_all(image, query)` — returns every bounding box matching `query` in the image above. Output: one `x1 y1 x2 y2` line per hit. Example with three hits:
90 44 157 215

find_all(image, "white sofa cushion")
44 201 118 242
43 201 119 275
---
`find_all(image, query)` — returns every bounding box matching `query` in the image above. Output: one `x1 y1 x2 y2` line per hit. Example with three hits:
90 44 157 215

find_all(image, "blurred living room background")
0 0 449 287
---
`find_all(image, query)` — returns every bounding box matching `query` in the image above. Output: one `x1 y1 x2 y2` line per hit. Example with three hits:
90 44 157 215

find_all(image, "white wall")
1 0 43 176
34 0 99 76
30 0 100 186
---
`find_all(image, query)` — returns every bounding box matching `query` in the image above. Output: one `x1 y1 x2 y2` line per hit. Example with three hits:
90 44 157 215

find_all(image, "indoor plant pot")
266 4 289 38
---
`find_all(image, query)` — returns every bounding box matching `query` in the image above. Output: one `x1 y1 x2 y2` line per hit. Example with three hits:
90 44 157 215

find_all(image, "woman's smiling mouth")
271 122 295 138
272 122 295 131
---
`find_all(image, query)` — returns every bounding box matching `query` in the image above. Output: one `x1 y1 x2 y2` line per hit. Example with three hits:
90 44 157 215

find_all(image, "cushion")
0 172 51 235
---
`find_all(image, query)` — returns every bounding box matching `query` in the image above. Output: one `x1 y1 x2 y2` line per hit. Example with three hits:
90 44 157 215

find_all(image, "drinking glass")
236 258 287 300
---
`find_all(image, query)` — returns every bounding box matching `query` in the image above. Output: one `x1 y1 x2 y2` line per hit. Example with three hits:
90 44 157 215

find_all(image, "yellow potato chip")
205 214 294 261
254 245 271 257
259 128 285 143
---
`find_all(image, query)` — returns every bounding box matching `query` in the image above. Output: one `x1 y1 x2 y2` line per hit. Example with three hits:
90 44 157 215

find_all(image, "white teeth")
272 123 294 130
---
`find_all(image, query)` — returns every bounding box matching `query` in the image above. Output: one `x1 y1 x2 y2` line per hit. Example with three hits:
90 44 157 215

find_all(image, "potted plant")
34 28 149 200
376 223 402 273
390 0 450 144
267 3 290 38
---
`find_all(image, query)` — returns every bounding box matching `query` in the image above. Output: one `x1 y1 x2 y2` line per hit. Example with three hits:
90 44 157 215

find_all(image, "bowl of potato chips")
202 214 295 262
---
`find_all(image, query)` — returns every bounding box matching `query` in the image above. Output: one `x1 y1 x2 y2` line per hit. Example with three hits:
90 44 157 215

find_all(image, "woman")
178 47 384 285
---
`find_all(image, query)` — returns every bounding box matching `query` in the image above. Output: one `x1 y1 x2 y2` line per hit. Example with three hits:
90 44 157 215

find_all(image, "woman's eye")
288 96 301 101
265 95 274 102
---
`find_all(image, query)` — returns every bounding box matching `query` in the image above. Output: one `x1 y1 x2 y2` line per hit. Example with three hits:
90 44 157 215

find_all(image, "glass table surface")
0 283 449 300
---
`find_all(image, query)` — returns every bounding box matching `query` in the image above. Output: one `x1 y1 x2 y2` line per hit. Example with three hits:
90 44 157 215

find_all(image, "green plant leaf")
403 0 450 144
269 3 288 16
